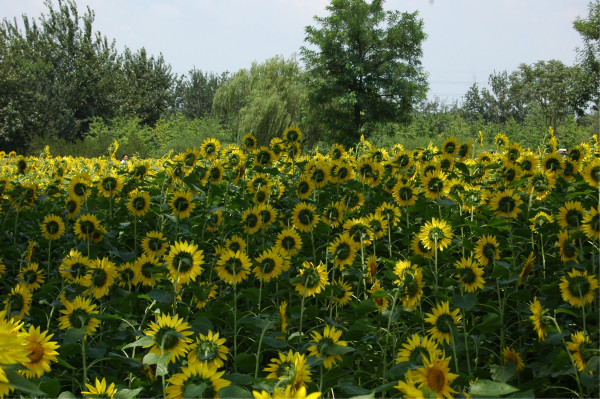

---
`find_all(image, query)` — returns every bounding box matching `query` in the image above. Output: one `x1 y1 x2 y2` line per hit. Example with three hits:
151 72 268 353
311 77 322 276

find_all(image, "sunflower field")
0 128 599 399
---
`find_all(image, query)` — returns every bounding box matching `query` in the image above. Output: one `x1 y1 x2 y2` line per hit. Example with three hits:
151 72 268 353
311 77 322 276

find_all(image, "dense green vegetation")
1 0 598 156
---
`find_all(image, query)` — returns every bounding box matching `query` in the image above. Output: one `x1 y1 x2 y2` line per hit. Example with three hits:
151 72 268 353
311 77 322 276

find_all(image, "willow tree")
301 0 428 146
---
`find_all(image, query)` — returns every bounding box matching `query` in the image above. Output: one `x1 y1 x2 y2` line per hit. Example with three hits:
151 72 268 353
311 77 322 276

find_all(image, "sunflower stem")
578 287 586 333
233 261 238 372
382 289 399 383
449 325 460 374
254 320 271 379
81 340 88 390
549 314 583 395
299 274 308 341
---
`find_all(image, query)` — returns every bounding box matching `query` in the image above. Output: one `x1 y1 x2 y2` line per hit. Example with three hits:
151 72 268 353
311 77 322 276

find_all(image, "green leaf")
219 385 253 399
183 383 207 398
114 388 144 399
553 307 580 318
58 391 77 399
142 352 159 365
326 343 355 355
263 336 288 349
40 378 61 398
223 373 254 385
470 380 519 397
451 293 478 311
149 289 176 303
370 289 389 298
63 328 86 345
122 335 154 349
490 362 516 383
156 354 170 377
4 369 45 396
492 263 510 280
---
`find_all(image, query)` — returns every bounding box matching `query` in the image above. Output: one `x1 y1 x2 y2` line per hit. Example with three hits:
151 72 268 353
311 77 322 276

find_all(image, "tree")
121 47 175 126
212 55 307 145
0 0 124 150
573 0 600 110
177 69 228 119
300 0 428 146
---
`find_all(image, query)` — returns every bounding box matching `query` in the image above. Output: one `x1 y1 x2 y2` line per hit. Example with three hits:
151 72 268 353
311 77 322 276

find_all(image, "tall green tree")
121 47 175 126
300 0 428 145
573 0 600 110
213 55 306 145
0 0 124 150
177 69 228 119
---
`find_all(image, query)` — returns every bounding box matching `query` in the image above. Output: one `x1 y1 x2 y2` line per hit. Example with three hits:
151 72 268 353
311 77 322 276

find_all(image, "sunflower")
243 133 258 152
40 214 66 241
517 252 535 286
141 231 169 258
255 146 276 167
68 173 92 202
283 126 303 144
557 230 579 263
307 159 330 188
391 150 414 171
223 145 245 169
279 301 288 334
529 211 554 232
59 249 92 285
557 200 584 232
526 169 556 201
328 232 358 269
394 370 426 399
413 355 458 399
254 186 271 204
192 282 219 310
258 203 278 229
253 248 287 282
116 262 136 288
225 235 247 254
518 151 539 174
17 262 45 292
454 256 485 293
203 161 224 186
0 311 29 398
307 325 348 369
488 189 523 219
242 206 263 235
4 284 32 320
562 158 580 180
366 213 388 241
421 170 449 200
247 173 272 193
177 147 200 171
81 377 118 399
567 331 594 372
66 196 82 219
424 301 462 345
296 176 315 200
215 250 252 285
376 202 402 227
418 218 453 252
187 330 229 369
264 350 312 393
292 202 319 232
369 282 389 313
582 206 600 240
200 137 221 159
581 158 599 188
276 229 303 256
322 201 345 228
441 137 459 156
165 363 231 399
86 257 116 299
499 162 522 185
97 173 123 198
559 268 598 307
356 156 384 186
13 182 37 210
329 143 346 160
494 133 509 149
165 240 204 286
503 347 525 371
58 296 101 337
144 313 193 364
330 279 354 306
20 325 59 378
396 333 442 365
541 152 564 173
474 234 501 267
170 191 195 220
529 297 549 341
294 261 329 297
74 213 104 243
253 386 321 399
204 209 223 233
411 234 433 258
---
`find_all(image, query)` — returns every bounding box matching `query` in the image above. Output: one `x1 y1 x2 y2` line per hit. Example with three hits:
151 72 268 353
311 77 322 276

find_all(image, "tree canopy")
301 0 428 146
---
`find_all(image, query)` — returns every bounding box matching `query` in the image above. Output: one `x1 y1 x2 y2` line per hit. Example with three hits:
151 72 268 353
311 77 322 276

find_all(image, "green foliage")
212 55 307 146
573 0 600 109
177 69 228 119
301 0 428 146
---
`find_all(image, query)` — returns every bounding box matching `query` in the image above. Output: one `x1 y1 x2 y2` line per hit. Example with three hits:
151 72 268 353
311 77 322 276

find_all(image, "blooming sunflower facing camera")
144 313 193 364
424 301 462 345
187 330 229 369
20 325 59 379
412 355 458 399
165 240 204 286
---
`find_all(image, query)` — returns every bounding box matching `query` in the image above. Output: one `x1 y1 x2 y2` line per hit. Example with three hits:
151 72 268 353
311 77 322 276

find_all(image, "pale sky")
2 0 591 103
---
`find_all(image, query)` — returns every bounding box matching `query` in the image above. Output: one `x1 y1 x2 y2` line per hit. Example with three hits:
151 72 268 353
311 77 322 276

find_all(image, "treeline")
1 0 599 156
